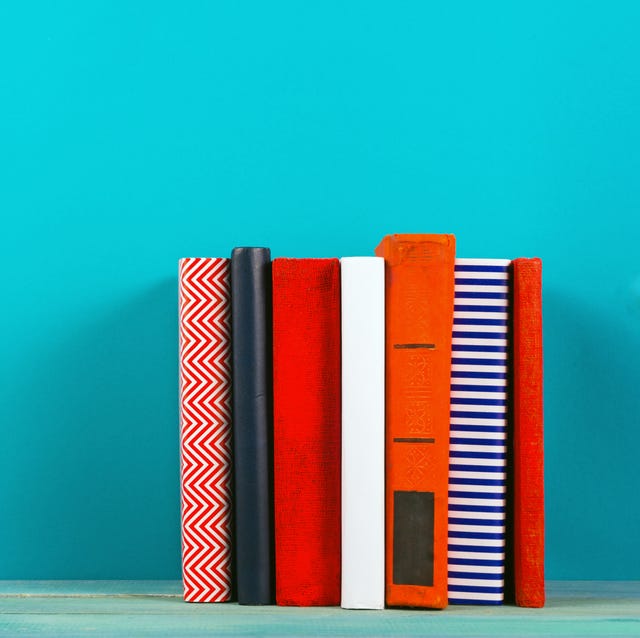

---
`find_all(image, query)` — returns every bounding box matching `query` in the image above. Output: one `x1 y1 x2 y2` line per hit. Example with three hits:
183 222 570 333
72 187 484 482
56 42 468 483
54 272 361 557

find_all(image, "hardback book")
447 259 510 605
272 258 341 606
178 257 233 602
375 234 456 609
340 257 385 610
231 247 274 605
511 257 545 607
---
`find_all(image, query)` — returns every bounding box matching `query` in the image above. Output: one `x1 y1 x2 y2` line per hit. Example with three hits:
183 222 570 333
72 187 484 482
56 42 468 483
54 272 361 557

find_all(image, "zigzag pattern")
179 257 233 602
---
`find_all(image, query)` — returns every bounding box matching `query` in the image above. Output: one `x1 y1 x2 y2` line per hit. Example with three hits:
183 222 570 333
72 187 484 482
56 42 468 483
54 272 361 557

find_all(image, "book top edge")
340 256 384 263
377 233 455 246
456 258 512 266
513 256 543 266
273 257 339 263
178 257 229 264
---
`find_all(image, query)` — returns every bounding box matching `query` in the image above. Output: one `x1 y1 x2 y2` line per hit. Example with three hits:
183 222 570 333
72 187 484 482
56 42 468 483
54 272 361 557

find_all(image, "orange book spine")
512 258 545 607
375 234 456 609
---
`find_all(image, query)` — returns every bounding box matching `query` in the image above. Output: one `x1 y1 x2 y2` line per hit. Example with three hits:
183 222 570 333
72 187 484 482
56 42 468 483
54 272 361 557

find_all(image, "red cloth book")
512 257 545 607
272 258 341 606
179 258 233 602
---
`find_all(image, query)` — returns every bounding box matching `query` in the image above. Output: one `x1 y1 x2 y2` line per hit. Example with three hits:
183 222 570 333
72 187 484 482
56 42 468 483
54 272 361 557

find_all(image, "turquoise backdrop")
1 1 639 580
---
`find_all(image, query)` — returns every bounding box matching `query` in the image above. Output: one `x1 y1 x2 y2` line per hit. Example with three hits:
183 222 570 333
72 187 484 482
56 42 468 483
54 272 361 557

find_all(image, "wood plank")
0 580 181 597
0 581 637 637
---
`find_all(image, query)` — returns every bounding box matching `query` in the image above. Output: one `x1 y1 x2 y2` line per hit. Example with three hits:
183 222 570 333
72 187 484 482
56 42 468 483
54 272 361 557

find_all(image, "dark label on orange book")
392 491 435 586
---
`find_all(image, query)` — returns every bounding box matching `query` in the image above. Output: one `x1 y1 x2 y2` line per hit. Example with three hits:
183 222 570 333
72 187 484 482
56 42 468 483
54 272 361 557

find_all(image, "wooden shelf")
0 581 638 636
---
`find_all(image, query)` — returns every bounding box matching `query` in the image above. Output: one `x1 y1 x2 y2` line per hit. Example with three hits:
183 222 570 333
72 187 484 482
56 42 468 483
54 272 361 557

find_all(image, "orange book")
375 234 456 609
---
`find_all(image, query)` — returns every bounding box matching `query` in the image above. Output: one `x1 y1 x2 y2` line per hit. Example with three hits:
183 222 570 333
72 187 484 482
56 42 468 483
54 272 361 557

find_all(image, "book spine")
272 258 341 606
231 247 274 605
179 258 233 602
512 258 545 608
375 234 456 609
340 257 385 610
447 259 510 605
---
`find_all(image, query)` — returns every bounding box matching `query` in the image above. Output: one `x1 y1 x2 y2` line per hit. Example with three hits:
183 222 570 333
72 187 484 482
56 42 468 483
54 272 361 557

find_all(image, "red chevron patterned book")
178 258 233 603
272 258 341 606
375 234 456 609
512 257 545 608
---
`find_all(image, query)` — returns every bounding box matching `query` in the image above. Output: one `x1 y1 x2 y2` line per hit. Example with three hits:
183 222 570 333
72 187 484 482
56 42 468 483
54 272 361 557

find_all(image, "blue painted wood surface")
0 581 638 636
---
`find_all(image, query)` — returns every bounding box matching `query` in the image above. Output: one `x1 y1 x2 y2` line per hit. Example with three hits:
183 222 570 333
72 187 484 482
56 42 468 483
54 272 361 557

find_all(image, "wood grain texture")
0 582 638 637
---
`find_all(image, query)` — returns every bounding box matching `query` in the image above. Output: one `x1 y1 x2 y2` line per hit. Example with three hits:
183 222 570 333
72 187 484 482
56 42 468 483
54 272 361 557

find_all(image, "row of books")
178 234 544 609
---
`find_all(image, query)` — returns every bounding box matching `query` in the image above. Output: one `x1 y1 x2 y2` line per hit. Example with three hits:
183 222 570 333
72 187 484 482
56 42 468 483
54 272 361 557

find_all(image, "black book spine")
231 247 274 605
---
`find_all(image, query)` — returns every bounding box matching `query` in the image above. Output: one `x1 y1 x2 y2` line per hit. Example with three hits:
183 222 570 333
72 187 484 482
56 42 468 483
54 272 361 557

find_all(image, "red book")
512 258 545 607
272 258 341 606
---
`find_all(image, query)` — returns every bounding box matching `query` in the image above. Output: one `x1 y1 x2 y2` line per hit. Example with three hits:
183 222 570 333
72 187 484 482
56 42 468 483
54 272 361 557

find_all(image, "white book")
340 257 385 610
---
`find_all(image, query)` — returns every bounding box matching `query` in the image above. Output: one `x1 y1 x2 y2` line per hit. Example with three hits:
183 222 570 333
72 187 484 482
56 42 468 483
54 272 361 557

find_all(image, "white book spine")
340 257 385 610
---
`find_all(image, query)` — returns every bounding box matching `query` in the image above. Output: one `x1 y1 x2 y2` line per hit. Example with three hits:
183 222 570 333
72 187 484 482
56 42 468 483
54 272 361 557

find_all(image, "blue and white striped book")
448 258 510 605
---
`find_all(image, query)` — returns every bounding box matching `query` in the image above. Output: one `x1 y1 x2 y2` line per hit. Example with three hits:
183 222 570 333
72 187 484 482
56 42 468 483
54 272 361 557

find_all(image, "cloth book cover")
340 257 385 610
230 247 274 605
447 258 510 605
512 257 545 608
375 234 456 609
178 257 233 602
272 258 342 606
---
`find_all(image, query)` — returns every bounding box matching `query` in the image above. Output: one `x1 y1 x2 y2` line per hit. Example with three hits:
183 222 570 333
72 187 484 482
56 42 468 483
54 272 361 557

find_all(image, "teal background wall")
1 1 639 579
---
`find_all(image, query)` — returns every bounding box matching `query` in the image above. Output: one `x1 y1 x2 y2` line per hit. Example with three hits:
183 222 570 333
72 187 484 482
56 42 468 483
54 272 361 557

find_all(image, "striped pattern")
179 258 233 602
448 259 510 605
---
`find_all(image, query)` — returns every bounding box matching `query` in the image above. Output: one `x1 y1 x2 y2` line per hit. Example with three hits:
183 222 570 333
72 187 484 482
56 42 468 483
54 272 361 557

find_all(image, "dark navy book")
231 247 274 605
